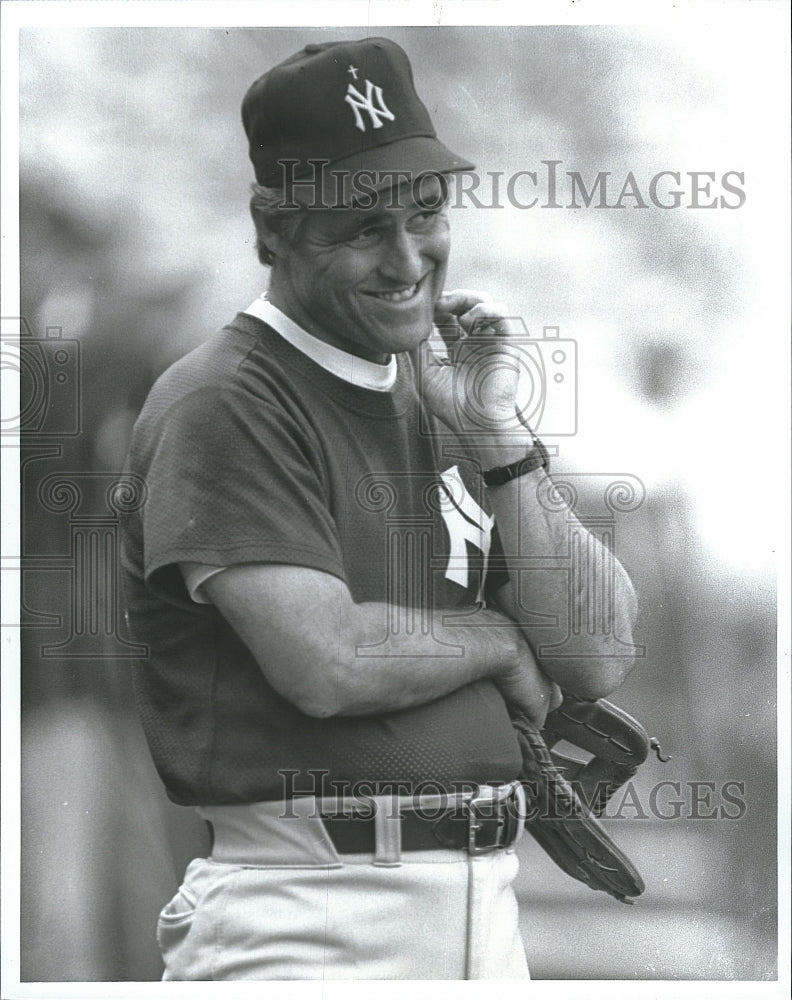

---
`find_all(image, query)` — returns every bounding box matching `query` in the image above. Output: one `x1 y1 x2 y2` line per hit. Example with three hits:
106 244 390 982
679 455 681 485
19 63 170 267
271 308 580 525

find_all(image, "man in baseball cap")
241 37 473 204
122 36 637 980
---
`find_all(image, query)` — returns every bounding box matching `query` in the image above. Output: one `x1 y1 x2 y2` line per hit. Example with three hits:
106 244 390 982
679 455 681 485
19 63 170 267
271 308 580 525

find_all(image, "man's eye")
347 228 380 247
411 208 443 228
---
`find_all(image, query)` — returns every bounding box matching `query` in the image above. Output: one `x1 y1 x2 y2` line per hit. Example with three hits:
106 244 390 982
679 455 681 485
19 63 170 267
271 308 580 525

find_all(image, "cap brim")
288 135 475 208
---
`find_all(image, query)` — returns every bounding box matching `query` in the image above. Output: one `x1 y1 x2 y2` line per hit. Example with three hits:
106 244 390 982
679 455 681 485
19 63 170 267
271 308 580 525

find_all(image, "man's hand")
496 643 564 728
420 288 638 701
420 289 533 465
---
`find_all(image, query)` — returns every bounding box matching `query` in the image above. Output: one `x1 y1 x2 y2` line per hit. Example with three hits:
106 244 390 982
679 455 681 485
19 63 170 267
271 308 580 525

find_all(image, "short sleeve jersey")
120 309 522 805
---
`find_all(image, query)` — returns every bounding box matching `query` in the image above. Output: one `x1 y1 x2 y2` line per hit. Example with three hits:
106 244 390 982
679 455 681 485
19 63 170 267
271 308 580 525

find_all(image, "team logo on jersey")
438 466 494 603
345 79 396 132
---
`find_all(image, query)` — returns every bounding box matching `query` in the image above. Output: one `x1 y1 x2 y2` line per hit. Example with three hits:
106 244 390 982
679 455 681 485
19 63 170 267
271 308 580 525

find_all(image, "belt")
320 783 524 856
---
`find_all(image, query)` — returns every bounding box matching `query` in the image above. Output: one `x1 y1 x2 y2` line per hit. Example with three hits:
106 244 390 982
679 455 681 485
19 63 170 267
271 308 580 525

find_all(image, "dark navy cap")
241 37 473 193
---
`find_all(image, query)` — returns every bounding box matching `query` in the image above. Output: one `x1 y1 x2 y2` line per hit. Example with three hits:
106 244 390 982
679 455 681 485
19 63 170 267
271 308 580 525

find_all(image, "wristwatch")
482 438 550 487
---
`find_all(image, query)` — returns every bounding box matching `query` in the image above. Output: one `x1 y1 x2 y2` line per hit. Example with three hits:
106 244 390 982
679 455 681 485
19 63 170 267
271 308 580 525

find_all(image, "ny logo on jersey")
345 80 396 132
438 466 494 604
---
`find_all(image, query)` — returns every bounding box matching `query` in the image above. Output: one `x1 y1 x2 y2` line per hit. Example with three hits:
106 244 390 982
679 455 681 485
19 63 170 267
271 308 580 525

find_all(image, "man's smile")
362 274 431 305
369 283 419 302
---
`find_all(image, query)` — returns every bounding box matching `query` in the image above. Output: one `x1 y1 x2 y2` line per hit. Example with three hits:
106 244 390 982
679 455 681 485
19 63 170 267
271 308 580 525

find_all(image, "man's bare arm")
203 563 560 722
423 290 639 699
486 467 638 700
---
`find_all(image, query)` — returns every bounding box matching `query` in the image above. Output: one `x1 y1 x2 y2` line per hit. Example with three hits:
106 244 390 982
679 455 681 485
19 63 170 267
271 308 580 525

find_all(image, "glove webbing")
512 699 659 904
542 698 653 817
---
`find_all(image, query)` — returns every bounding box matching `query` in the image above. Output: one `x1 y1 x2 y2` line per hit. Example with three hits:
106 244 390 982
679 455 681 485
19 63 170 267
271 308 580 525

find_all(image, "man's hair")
249 184 304 267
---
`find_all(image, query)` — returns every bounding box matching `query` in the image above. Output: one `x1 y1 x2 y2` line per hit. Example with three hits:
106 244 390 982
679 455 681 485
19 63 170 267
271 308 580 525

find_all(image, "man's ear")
250 205 289 261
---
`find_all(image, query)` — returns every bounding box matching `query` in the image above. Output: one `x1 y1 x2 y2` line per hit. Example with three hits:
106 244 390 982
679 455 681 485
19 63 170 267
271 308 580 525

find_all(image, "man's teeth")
372 284 418 302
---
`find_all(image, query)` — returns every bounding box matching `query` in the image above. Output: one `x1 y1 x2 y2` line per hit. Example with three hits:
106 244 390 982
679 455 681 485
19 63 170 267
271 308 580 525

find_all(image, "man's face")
271 175 451 362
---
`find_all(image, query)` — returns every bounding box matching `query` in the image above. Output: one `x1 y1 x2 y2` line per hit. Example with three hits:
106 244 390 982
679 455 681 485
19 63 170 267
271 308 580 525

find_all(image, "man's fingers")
434 290 492 355
435 288 494 318
426 321 461 362
457 302 517 338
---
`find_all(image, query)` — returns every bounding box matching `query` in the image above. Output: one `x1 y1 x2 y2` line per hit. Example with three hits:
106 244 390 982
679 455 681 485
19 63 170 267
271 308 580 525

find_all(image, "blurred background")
14 20 787 982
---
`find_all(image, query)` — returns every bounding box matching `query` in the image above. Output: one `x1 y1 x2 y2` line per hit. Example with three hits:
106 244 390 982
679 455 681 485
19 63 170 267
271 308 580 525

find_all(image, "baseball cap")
241 37 474 203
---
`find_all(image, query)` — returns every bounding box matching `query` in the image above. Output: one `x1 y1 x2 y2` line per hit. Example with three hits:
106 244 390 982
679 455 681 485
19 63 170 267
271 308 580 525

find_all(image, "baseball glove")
512 696 668 904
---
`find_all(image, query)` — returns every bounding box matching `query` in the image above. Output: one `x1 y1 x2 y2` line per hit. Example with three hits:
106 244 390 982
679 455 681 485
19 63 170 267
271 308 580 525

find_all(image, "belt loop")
509 782 526 850
372 795 402 867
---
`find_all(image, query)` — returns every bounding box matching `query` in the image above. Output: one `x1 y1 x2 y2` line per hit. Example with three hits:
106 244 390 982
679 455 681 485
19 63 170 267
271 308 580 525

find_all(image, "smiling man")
121 37 638 980
262 173 450 363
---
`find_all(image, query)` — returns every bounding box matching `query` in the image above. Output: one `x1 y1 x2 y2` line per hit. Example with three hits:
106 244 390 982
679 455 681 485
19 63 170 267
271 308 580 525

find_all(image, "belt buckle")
465 783 522 855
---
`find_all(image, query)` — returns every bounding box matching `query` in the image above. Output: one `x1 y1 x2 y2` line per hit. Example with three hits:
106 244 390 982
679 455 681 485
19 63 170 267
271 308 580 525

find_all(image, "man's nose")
379 228 425 285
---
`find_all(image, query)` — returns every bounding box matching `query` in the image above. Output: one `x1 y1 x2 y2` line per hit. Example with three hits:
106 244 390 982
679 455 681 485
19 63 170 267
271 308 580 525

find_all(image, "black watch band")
482 439 550 487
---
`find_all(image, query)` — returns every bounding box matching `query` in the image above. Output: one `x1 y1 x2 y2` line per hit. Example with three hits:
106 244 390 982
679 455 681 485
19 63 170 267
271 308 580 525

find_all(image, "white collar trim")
243 295 397 392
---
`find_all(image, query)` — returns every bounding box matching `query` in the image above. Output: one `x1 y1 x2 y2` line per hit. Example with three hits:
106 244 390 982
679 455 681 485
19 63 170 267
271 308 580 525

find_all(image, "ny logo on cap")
345 79 395 132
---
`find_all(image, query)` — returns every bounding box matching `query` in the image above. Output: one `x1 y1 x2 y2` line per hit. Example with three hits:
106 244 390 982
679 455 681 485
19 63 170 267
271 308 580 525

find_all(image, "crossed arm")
486 465 638 699
205 292 638 724
204 461 637 725
204 563 555 721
